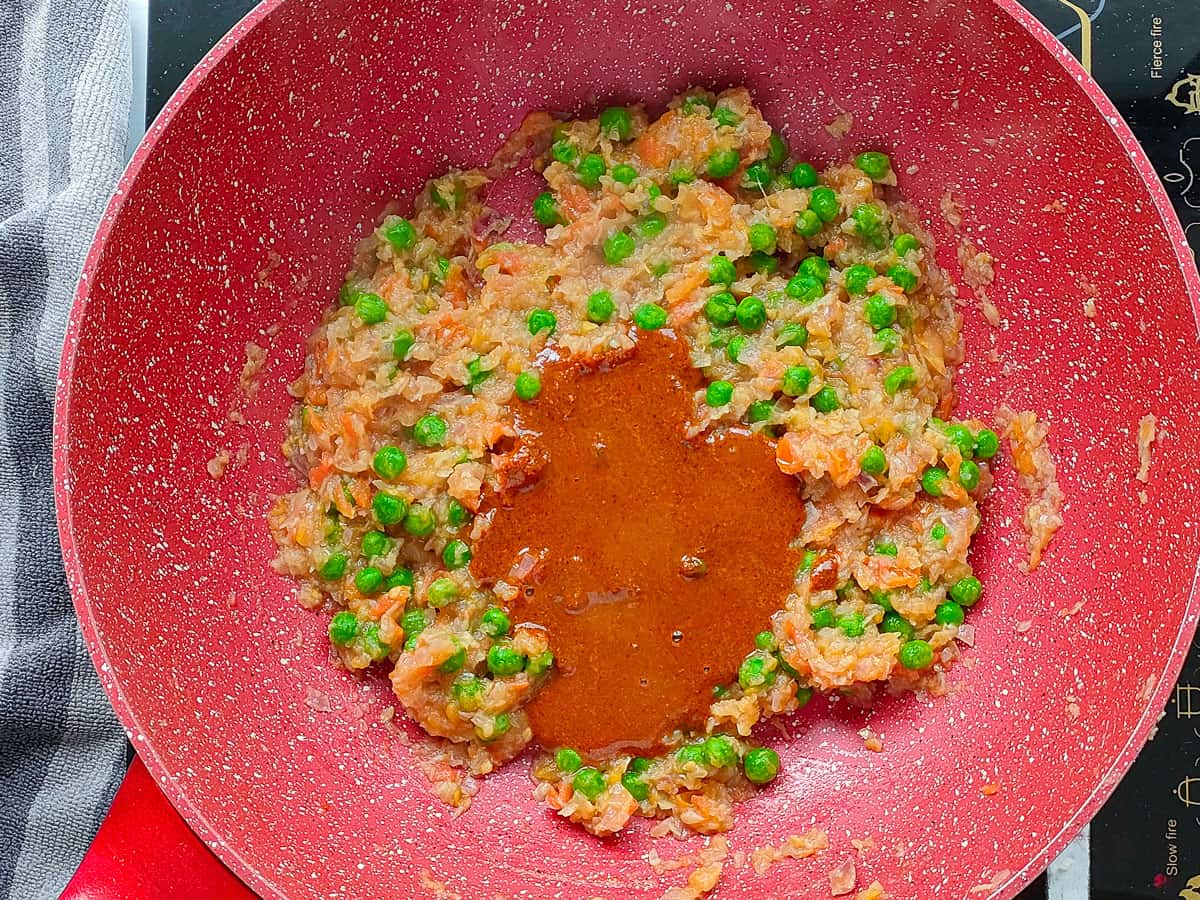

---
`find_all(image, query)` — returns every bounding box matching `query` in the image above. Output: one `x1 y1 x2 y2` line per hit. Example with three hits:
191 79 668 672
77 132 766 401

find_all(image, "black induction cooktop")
146 2 1200 897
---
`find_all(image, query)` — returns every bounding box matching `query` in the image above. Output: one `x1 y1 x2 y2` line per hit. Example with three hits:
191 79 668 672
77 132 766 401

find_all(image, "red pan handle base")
61 755 255 899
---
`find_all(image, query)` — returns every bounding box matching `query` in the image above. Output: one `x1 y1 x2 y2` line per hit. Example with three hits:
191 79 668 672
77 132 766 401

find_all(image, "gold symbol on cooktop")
1168 73 1200 116
1053 0 1095 74
1177 684 1200 717
1180 874 1200 900
1178 776 1200 806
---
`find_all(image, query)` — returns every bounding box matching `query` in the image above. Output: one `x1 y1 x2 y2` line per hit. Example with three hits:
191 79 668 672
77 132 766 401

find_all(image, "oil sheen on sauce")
471 331 805 757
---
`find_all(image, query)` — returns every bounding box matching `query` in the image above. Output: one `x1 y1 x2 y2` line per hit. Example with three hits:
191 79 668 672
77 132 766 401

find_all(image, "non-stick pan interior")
57 0 1200 896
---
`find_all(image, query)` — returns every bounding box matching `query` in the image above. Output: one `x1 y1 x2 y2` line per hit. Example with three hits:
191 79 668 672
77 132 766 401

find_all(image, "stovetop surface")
146 2 1200 897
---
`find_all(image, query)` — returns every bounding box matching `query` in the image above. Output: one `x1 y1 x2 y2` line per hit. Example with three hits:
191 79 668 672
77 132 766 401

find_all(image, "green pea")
403 504 435 537
427 577 458 608
930 522 947 542
556 747 583 773
875 328 901 353
843 264 875 295
355 292 388 325
475 712 510 741
412 414 448 447
487 644 526 676
755 631 777 651
700 292 736 328
681 94 715 115
706 380 734 407
944 424 975 459
384 217 417 251
446 498 471 528
887 264 918 293
766 133 788 167
621 771 650 802
704 735 739 768
748 222 778 254
708 255 736 285
712 105 741 127
798 550 818 573
707 148 741 179
355 566 384 595
852 203 886 247
809 186 840 222
319 552 348 581
515 371 542 401
935 601 965 626
400 609 429 643
747 400 775 424
599 106 633 141
392 330 416 361
743 747 780 785
550 139 578 166
676 744 708 767
738 652 777 690
442 539 471 569
527 650 555 677
898 639 934 669
339 283 358 306
958 459 981 491
974 429 1000 459
611 163 638 184
527 307 557 336
794 209 822 237
855 151 892 180
569 767 604 800
921 467 948 496
533 191 564 227
880 612 915 641
586 289 616 323
669 165 695 185
838 612 866 637
452 675 485 711
743 161 773 188
950 576 983 607
359 622 390 661
810 605 836 629
465 356 491 392
864 294 896 330
385 567 414 592
747 251 778 274
893 233 922 255
786 273 824 303
874 542 898 557
433 256 451 284
726 335 747 364
781 366 813 397
735 295 766 331
810 384 839 413
603 230 636 264
633 213 667 242
361 530 391 558
884 365 917 395
872 591 894 612
633 303 668 330
438 639 467 674
329 612 358 645
798 255 830 284
480 607 511 638
789 162 818 188
860 446 887 475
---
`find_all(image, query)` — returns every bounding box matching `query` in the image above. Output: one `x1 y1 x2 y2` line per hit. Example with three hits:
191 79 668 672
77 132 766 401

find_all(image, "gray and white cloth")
0 2 132 898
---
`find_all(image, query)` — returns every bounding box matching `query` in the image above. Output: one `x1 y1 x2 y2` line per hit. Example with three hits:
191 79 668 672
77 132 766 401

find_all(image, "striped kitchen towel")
0 1 131 897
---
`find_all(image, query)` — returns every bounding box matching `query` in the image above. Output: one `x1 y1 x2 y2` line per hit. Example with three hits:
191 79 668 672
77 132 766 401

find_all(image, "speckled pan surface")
54 0 1200 897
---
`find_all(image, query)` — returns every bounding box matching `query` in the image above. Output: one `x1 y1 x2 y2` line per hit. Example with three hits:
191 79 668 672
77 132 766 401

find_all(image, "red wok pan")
55 0 1200 897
